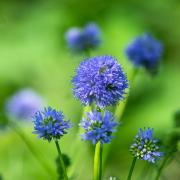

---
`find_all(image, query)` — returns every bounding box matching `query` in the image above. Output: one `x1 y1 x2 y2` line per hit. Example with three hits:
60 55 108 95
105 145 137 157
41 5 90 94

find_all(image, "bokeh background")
0 0 180 179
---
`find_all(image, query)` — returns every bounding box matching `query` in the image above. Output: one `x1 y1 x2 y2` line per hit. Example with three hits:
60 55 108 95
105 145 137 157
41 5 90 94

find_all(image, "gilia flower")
79 110 118 144
125 34 163 71
130 128 163 163
5 88 43 120
33 107 71 142
65 23 101 52
72 55 128 108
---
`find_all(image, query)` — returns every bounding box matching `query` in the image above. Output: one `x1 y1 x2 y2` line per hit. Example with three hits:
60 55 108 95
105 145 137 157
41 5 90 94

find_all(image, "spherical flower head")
65 28 83 51
33 107 71 142
65 22 101 52
82 23 101 49
5 88 43 120
72 55 128 108
125 33 163 71
79 110 118 144
130 128 163 163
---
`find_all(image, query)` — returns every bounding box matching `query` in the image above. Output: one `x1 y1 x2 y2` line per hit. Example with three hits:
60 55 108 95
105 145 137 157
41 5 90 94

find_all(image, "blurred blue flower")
65 28 83 51
72 55 128 108
79 110 118 144
125 34 163 70
5 88 43 120
33 107 71 142
130 128 163 163
65 23 101 52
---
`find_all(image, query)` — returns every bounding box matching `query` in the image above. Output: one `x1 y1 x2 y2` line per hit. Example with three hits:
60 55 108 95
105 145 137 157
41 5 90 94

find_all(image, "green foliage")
0 113 8 130
0 0 180 179
56 154 71 180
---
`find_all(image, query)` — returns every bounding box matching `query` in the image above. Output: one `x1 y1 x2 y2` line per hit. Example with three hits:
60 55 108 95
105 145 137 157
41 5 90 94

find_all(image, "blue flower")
65 23 101 52
33 107 71 142
65 28 83 51
125 34 163 70
72 55 128 108
79 110 118 144
5 88 43 120
130 128 163 163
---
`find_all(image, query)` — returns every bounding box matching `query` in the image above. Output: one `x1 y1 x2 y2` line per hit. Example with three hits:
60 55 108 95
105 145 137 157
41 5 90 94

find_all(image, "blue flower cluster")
72 55 128 108
5 88 43 120
65 23 101 52
33 107 71 142
130 128 163 163
126 34 163 70
79 110 118 144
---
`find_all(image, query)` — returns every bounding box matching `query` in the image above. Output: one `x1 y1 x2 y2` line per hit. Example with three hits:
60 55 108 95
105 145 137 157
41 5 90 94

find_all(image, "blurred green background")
0 0 180 179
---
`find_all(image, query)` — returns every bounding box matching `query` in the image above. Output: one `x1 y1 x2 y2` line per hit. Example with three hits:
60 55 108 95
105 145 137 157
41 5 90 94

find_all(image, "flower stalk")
55 140 68 180
93 141 103 180
154 152 173 180
127 157 137 180
114 67 138 120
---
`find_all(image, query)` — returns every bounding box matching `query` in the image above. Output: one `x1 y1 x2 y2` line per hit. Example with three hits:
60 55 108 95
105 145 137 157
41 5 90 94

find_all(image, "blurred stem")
55 140 68 180
102 67 139 171
138 162 150 180
8 120 54 176
93 141 103 180
68 105 92 177
155 152 173 180
152 165 167 180
175 154 180 165
127 157 137 180
84 49 91 58
114 67 138 121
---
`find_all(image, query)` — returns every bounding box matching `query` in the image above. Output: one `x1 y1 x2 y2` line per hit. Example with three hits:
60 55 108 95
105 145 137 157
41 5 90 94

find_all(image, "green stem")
93 141 103 180
8 121 53 176
84 49 91 58
68 105 92 177
55 140 68 180
102 68 139 171
114 97 128 120
114 67 138 121
127 157 137 180
138 162 150 180
154 152 172 180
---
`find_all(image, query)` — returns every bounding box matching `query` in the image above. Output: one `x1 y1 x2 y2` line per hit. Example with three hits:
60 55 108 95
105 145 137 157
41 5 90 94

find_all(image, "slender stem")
114 67 138 121
68 105 92 177
84 49 91 58
55 140 68 180
102 68 139 171
127 157 137 180
154 152 172 180
114 98 128 120
93 141 103 180
8 121 53 176
138 162 150 180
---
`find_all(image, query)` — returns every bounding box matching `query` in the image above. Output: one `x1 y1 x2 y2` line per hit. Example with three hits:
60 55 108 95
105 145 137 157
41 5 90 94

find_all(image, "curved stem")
127 157 137 180
8 121 54 176
84 49 91 58
138 162 150 180
68 105 92 177
114 67 138 121
102 67 139 170
55 140 68 180
155 152 172 180
93 141 103 180
114 98 128 121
